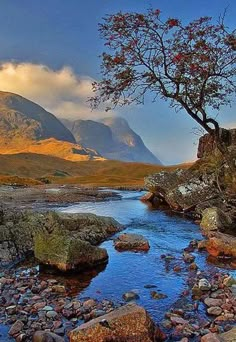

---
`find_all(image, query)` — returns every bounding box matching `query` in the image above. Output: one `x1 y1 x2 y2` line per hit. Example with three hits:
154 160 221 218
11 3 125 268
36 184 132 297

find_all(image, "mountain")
0 91 75 145
62 117 162 164
0 91 102 161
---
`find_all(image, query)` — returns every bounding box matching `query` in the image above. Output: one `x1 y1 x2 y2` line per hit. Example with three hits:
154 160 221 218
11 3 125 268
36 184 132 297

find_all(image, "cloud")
0 62 112 119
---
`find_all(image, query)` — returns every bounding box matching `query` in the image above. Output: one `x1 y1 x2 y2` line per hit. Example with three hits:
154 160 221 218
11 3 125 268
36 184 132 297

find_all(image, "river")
53 189 235 323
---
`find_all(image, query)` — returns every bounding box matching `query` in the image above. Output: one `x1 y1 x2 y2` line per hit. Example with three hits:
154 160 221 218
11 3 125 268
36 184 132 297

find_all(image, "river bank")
0 187 236 341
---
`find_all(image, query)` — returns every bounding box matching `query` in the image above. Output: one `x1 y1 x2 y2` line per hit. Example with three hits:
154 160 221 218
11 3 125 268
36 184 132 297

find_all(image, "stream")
54 190 235 322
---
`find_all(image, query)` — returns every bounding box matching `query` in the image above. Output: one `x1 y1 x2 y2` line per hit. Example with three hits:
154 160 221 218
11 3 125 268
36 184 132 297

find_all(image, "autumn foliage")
91 9 236 143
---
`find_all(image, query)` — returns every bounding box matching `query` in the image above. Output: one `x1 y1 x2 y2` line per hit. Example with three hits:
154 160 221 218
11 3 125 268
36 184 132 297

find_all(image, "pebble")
199 279 211 291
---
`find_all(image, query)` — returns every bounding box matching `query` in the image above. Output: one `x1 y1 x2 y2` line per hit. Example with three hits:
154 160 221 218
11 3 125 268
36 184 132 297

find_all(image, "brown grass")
0 153 192 187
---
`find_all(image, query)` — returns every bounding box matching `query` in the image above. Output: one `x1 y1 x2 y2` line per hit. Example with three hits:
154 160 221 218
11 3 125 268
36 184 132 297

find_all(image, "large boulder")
114 233 150 252
197 128 236 159
0 210 121 266
69 303 161 342
200 207 233 235
206 232 236 258
34 231 108 272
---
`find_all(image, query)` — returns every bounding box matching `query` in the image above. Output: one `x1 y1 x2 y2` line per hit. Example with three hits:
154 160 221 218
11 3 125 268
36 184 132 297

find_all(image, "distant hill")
0 91 75 144
0 91 102 161
62 117 162 164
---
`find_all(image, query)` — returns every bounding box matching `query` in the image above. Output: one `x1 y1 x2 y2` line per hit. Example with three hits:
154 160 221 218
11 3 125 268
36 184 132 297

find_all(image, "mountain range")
0 91 161 164
62 117 161 164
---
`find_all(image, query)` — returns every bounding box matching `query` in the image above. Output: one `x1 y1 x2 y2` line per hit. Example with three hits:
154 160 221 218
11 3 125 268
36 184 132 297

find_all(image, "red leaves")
172 53 184 63
167 18 179 28
113 56 125 64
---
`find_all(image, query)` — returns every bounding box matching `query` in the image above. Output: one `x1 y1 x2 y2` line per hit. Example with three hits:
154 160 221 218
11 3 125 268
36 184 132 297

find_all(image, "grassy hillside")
0 138 103 162
0 153 192 187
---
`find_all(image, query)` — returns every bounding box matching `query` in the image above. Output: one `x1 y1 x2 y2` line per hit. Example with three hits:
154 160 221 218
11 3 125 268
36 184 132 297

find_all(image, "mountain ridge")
62 117 162 165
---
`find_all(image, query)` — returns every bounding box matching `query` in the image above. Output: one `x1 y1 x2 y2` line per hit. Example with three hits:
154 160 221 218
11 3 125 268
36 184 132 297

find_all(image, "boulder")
114 233 150 252
200 207 233 235
165 173 218 211
69 303 160 342
197 128 236 159
219 327 236 341
145 169 219 211
201 332 220 342
33 330 64 342
0 210 121 265
34 231 108 272
206 232 236 258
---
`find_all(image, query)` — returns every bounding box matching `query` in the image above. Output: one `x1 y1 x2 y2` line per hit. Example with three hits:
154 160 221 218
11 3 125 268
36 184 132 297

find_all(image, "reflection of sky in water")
56 190 236 322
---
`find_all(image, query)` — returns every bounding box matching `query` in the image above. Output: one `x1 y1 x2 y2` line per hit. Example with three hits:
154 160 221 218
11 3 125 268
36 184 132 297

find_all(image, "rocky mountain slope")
62 117 162 164
0 91 102 161
0 91 75 144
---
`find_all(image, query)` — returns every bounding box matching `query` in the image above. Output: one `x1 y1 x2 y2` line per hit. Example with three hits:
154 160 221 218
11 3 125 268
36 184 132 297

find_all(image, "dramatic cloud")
0 62 112 119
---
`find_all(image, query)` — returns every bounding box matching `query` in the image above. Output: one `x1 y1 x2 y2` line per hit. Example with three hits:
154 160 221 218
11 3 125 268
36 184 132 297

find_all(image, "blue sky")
0 0 235 164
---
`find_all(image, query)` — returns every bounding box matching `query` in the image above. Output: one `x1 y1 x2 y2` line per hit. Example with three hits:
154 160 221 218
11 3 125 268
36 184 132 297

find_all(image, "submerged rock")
114 233 150 252
122 291 140 302
69 303 161 342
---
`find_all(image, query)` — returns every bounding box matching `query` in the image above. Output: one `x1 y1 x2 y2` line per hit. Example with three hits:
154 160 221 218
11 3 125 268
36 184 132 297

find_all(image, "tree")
90 9 236 159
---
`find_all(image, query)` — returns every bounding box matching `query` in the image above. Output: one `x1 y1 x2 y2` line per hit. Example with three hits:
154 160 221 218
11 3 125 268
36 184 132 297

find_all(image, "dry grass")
0 153 192 187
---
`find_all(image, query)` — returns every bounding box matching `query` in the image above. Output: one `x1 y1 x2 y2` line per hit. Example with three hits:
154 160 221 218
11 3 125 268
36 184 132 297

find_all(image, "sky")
0 0 235 164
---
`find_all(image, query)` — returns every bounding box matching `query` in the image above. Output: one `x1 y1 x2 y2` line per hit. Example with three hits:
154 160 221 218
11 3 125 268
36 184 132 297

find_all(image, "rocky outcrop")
114 233 150 252
197 128 236 158
69 303 162 342
0 209 121 267
62 117 162 164
144 169 219 212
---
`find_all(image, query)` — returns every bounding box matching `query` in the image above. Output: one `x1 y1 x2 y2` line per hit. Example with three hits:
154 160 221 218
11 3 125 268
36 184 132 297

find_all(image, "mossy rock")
34 230 108 272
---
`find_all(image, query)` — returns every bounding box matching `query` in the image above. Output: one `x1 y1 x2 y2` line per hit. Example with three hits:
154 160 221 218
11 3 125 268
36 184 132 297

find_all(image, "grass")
0 152 192 187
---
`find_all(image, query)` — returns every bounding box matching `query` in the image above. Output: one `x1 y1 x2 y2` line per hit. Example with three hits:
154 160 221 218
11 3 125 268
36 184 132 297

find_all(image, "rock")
199 279 211 291
122 291 140 302
69 303 160 342
83 299 96 310
200 207 233 235
140 192 154 202
198 240 208 250
197 128 236 159
170 316 188 325
223 276 236 287
114 233 150 252
9 320 24 336
145 168 219 212
201 332 220 342
207 306 222 316
0 210 121 265
150 291 167 300
204 298 223 307
33 330 64 342
206 232 236 258
52 285 65 293
183 252 195 263
34 231 109 272
189 263 198 271
46 310 58 319
219 327 236 341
